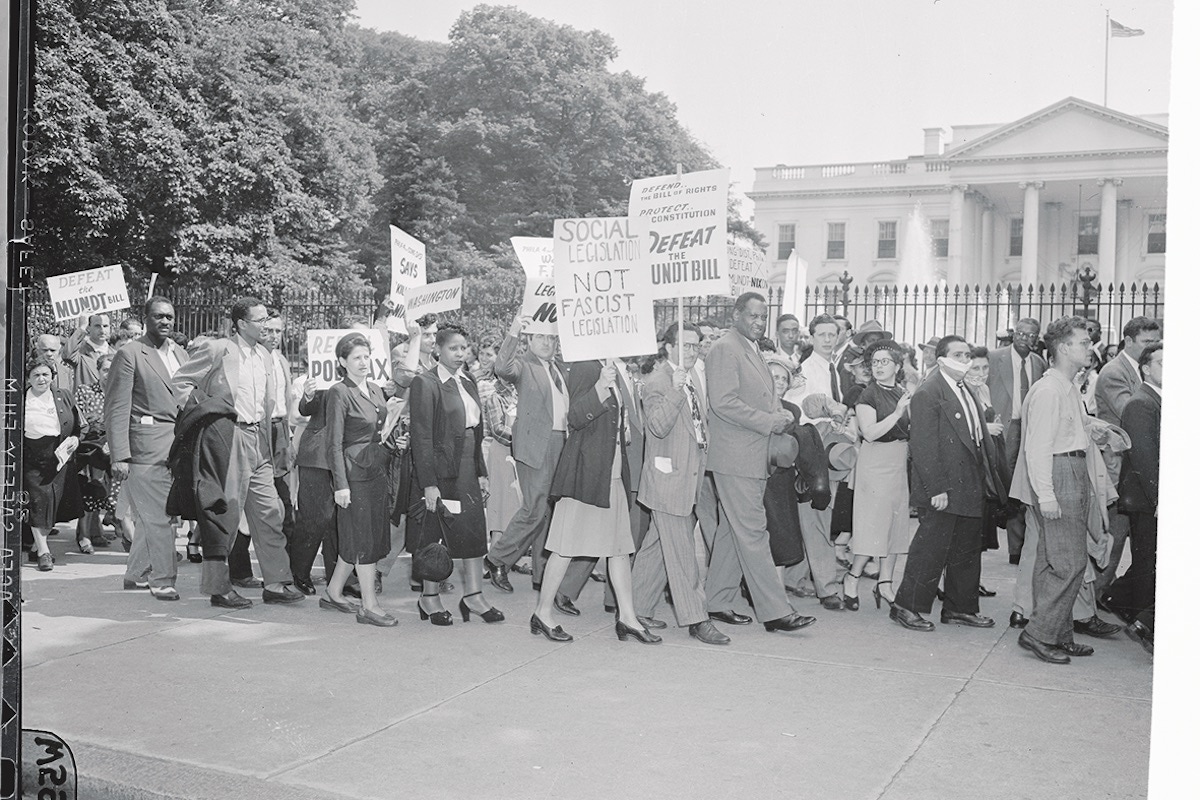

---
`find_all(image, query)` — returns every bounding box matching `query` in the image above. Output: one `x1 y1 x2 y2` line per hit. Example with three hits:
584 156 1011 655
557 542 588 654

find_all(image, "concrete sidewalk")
19 536 1152 800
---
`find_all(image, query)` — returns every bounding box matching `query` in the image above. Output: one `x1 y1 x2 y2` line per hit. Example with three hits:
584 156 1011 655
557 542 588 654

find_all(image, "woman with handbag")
323 333 396 627
23 356 85 571
408 324 502 626
531 359 660 645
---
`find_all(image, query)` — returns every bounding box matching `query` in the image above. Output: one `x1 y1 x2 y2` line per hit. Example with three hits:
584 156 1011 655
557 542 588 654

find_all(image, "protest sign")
553 217 656 362
727 237 767 297
781 249 809 319
398 278 463 321
511 236 558 334
627 167 730 299
305 329 391 390
390 225 426 292
47 265 130 321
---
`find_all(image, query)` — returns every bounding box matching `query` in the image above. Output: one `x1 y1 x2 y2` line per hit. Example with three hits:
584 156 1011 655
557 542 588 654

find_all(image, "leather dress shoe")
293 577 317 595
615 619 662 644
637 615 667 630
357 607 398 627
785 584 816 599
1096 593 1135 624
262 587 305 605
530 614 573 642
1073 615 1122 638
764 612 817 632
210 591 252 609
820 595 845 611
940 610 995 628
123 579 149 591
890 605 935 632
689 620 731 645
231 576 263 589
553 594 581 616
37 553 55 571
708 610 752 626
1018 630 1070 664
510 561 533 575
1125 620 1153 655
1009 611 1029 629
485 559 513 593
149 586 179 601
1056 641 1094 657
978 584 997 597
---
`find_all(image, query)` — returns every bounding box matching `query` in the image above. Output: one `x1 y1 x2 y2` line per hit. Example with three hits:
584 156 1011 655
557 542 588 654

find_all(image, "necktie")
829 361 841 402
956 381 980 444
1019 355 1030 403
683 378 707 449
549 362 564 394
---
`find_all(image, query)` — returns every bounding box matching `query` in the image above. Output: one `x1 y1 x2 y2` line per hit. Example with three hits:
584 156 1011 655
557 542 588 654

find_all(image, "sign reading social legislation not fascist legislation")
47 265 131 321
627 167 729 299
553 217 656 362
511 236 557 335
727 236 767 297
306 329 392 390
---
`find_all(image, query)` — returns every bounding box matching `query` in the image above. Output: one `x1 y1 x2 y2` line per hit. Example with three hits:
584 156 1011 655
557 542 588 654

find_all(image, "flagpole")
1104 10 1110 107
676 162 685 368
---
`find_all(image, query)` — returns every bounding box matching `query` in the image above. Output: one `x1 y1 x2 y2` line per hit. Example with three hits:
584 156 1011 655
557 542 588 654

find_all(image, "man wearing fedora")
704 292 816 633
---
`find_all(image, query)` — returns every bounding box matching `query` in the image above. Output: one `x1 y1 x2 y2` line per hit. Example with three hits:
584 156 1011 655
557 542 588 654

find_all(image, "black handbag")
411 500 454 583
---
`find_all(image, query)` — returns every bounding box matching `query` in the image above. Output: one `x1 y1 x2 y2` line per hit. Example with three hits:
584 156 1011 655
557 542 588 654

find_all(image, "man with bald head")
34 334 75 394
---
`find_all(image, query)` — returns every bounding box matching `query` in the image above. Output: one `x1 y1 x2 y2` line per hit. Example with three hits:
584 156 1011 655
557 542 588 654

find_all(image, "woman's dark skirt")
23 435 82 528
406 445 487 559
335 468 391 566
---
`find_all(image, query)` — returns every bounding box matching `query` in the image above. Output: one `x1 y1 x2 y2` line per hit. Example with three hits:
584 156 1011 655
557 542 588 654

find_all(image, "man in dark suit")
892 335 1005 632
173 296 303 609
484 314 591 596
1094 316 1161 597
1103 342 1161 646
632 322 729 645
106 297 189 601
987 317 1047 563
705 292 816 633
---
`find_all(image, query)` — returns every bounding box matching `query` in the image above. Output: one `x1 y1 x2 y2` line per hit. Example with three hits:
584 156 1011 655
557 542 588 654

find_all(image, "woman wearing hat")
845 340 912 610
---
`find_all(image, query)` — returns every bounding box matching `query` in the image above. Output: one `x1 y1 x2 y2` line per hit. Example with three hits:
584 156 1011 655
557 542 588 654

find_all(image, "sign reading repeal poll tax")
553 217 656 362
727 237 767 297
47 265 131 321
306 329 391 390
627 168 729 299
511 236 558 335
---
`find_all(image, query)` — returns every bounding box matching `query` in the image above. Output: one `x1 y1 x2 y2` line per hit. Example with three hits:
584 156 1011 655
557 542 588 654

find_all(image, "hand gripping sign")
306 328 392 390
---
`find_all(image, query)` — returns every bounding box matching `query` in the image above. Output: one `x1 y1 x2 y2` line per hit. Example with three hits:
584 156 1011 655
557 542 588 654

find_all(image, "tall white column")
1116 199 1134 286
1045 202 1062 286
980 204 995 285
948 184 967 288
1019 181 1043 289
972 195 985 285
961 191 977 287
1098 177 1121 287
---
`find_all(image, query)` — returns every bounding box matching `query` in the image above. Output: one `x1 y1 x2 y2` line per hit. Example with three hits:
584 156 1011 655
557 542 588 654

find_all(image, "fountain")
896 202 948 344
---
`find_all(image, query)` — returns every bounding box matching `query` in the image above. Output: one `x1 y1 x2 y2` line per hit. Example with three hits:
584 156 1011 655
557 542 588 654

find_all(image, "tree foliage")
30 1 748 306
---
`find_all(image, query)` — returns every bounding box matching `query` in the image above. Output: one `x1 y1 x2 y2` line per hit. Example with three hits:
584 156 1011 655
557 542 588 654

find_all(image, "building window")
1009 217 1023 257
1147 213 1166 254
826 222 846 260
877 220 897 259
1078 215 1099 255
777 224 795 260
930 219 949 257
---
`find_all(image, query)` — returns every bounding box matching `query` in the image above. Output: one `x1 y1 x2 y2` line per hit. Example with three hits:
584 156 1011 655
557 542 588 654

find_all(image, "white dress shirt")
24 389 61 439
787 350 835 410
233 333 267 424
438 363 481 428
539 357 568 431
941 370 983 444
1009 348 1036 421
155 339 181 377
271 351 289 420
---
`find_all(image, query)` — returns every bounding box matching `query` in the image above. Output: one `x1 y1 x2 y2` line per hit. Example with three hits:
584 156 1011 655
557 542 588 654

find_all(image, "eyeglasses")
246 316 270 325
870 359 895 367
680 343 701 351
262 327 283 335
1012 330 1038 340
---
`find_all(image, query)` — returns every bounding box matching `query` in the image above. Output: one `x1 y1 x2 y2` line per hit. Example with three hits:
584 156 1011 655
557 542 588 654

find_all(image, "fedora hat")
826 441 858 474
919 336 940 353
768 432 799 469
851 320 893 346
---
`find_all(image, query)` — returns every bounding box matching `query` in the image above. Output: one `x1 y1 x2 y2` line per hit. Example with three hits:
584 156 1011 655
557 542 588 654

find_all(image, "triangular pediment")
946 97 1167 159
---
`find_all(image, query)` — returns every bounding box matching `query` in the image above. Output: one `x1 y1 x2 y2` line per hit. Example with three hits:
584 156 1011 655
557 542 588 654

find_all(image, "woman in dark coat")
23 356 84 571
408 324 502 626
965 346 1011 597
323 333 396 627
531 359 659 644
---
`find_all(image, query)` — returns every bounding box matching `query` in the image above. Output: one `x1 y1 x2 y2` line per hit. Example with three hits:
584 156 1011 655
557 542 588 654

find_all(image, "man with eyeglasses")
105 297 190 601
173 296 303 609
987 317 1047 563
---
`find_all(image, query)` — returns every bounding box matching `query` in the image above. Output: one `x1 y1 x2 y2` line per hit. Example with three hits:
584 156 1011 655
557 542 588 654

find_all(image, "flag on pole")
1110 19 1144 38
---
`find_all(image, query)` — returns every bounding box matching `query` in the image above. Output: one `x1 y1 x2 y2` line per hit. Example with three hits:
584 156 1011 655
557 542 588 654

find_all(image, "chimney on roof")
923 127 946 157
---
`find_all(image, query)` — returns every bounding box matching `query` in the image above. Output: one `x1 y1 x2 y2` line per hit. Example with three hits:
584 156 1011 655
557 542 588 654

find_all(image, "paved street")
19 533 1152 800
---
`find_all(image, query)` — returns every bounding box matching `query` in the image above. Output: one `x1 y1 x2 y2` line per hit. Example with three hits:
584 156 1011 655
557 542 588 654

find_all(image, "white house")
747 97 1168 291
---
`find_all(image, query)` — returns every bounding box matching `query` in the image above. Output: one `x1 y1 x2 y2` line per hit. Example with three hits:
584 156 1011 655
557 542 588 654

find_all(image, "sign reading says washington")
553 217 656 362
627 167 730 298
47 265 131 321
306 329 392 390
511 236 557 334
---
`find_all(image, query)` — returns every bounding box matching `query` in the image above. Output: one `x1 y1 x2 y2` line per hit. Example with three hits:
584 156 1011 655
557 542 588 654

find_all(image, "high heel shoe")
842 571 861 612
530 613 572 642
615 619 662 644
418 593 453 626
459 591 504 623
873 580 894 609
186 541 203 564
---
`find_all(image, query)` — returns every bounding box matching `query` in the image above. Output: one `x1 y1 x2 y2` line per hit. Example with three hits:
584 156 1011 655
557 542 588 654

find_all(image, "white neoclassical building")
748 97 1167 291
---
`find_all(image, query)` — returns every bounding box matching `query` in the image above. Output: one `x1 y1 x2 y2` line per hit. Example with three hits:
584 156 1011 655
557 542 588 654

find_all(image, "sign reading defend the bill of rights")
627 167 730 299
47 264 131 321
552 217 657 362
727 237 767 297
511 236 557 335
306 328 392 390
